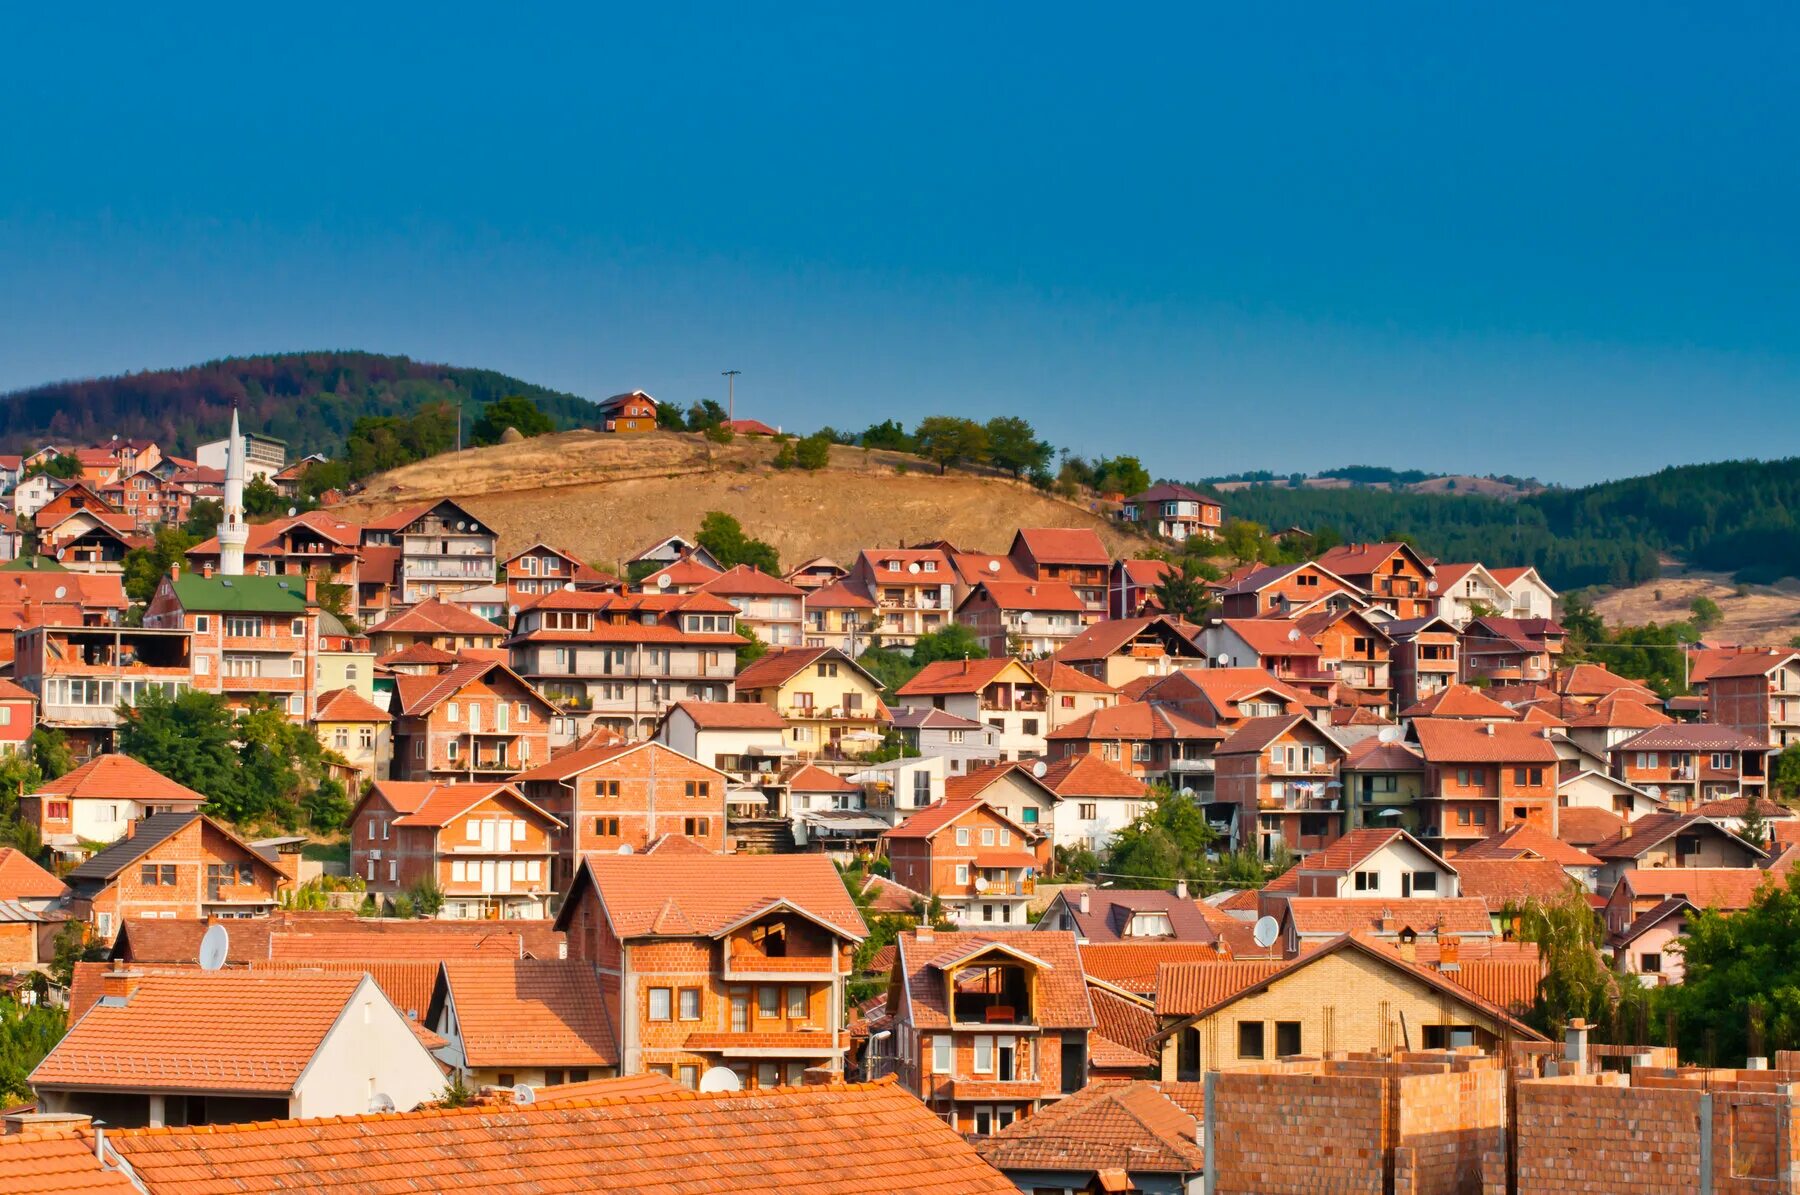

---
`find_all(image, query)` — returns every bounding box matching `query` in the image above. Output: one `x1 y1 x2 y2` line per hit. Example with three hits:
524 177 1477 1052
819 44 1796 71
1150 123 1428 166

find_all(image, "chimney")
169 562 179 582
915 923 934 945
1378 907 1396 933
800 1065 842 1087
305 574 318 604
1438 933 1460 968
101 969 143 1002
1564 1018 1590 1072
202 560 213 579
1078 890 1091 915
1175 880 1188 900
1397 934 1416 964
1483 723 1495 735
122 817 137 839
4 1111 90 1137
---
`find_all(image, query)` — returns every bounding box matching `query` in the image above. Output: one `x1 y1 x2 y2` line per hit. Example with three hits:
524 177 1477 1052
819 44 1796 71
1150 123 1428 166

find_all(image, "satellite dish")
699 1066 742 1092
53 586 67 600
198 923 229 971
368 1092 396 1113
657 574 672 589
1252 916 1280 949
1287 628 1301 642
1426 580 1439 592
1215 654 1232 667
286 506 297 517
1377 726 1401 743
564 581 575 591
456 520 467 531
512 1084 536 1104
1032 760 1047 778
973 876 989 893
508 603 520 617
618 842 634 855
987 560 1001 573
907 562 921 574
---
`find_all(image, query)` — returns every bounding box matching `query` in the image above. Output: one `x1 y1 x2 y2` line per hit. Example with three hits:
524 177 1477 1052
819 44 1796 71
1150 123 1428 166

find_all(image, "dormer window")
1125 911 1173 938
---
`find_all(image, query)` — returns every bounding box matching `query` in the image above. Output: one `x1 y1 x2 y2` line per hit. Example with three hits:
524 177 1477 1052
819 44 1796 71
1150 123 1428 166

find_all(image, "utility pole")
722 369 741 425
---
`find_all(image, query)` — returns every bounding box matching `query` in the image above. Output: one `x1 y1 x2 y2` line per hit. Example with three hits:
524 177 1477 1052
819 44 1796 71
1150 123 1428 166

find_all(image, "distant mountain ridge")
0 351 602 458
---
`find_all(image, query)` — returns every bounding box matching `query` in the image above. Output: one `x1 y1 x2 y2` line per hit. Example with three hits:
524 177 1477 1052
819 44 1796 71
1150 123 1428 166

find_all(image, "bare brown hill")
332 430 1154 570
1593 567 1800 648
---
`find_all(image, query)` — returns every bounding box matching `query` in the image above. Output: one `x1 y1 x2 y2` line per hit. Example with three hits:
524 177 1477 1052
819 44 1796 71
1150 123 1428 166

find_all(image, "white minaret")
218 407 248 577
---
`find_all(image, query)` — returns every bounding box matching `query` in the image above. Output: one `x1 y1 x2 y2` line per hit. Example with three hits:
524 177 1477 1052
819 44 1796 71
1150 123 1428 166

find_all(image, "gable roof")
694 564 804 598
943 761 1059 805
1450 858 1578 911
1215 713 1338 757
1011 527 1112 567
66 813 205 884
0 847 66 901
1217 618 1323 659
560 853 866 942
168 573 309 614
735 646 876 691
667 700 789 730
1051 616 1203 664
1077 942 1233 995
1618 867 1772 910
391 659 557 717
976 1080 1204 1177
1613 723 1771 753
1046 701 1224 744
313 687 393 723
369 597 503 637
1410 718 1558 763
1314 542 1432 579
883 796 1037 843
1588 812 1768 861
1284 897 1494 938
894 929 1094 1030
437 959 617 1068
962 579 1088 613
1456 823 1602 868
1705 649 1800 680
1294 828 1447 877
1029 658 1119 695
1556 806 1628 849
1038 753 1150 800
385 783 561 831
1050 888 1219 944
1401 683 1520 720
898 657 1042 697
34 753 208 807
1342 737 1426 771
510 739 724 785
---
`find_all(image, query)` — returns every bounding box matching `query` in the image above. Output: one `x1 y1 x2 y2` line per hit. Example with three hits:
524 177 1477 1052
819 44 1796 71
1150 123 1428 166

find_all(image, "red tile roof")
1152 959 1288 1016
0 1128 137 1194
1588 813 1764 861
696 564 805 598
1554 663 1657 699
894 929 1094 1030
804 578 875 609
389 783 561 831
34 753 206 807
1613 723 1770 753
570 853 866 941
0 847 66 901
898 657 1039 696
668 699 789 730
1401 684 1520 720
1284 897 1494 938
1450 858 1578 911
1039 753 1150 800
1293 829 1436 876
733 646 836 690
1342 737 1426 771
313 687 392 722
782 763 860 793
977 1080 1204 1175
1218 618 1323 658
439 959 617 1068
1046 701 1224 744
369 597 503 637
964 579 1087 612
1618 867 1772 910
1029 659 1119 695
391 660 554 718
1557 806 1627 848
1410 718 1559 764
1703 650 1800 680
1457 824 1602 868
1051 616 1203 664
1013 527 1112 567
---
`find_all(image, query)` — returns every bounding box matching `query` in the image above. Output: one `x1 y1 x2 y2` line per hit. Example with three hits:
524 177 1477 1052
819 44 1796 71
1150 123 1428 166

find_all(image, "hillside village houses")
18 412 1800 1190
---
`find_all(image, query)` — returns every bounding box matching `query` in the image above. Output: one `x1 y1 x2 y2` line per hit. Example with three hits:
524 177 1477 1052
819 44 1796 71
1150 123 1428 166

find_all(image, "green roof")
0 556 68 573
171 573 309 613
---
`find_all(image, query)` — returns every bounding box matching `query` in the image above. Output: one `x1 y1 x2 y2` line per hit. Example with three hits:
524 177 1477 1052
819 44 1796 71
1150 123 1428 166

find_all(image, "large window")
1275 1021 1302 1057
1237 1021 1265 1060
648 988 672 1021
225 615 262 638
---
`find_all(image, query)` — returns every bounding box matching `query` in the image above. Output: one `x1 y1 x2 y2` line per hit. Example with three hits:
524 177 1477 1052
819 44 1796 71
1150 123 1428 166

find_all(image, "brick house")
883 799 1046 930
1049 616 1206 689
1459 616 1566 687
1608 723 1771 811
1295 606 1394 715
21 753 207 853
554 851 866 1088
503 542 619 603
143 570 322 720
1704 649 1800 749
512 740 729 896
695 565 807 648
1120 483 1223 542
1314 542 1438 620
390 659 558 781
896 658 1053 761
1043 701 1226 790
427 958 617 1087
1106 558 1172 619
1585 811 1767 893
880 927 1094 1134
955 580 1090 659
63 812 289 942
1384 616 1462 710
348 780 562 919
1409 719 1560 857
0 678 35 756
597 390 659 432
367 597 506 657
1027 660 1119 731
185 509 367 597
1216 562 1365 620
1202 619 1335 703
359 498 498 610
846 548 957 647
1007 528 1112 615
1212 714 1349 860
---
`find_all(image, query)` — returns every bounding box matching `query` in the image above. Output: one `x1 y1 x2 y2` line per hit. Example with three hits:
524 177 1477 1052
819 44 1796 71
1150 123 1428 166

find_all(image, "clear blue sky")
4 4 1797 485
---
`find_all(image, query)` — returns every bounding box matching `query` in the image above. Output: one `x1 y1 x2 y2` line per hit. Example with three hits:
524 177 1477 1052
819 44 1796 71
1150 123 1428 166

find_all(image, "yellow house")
1152 934 1543 1082
734 646 890 764
312 687 394 789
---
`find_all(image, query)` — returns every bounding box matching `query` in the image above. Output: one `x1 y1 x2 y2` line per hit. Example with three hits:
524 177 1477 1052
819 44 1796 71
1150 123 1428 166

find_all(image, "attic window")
1125 912 1173 938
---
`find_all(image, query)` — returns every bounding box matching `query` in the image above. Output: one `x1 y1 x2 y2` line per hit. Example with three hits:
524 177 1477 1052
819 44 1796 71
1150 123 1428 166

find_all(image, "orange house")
390 659 558 781
883 799 1047 930
598 390 659 433
1216 562 1365 619
1410 719 1559 856
62 812 289 942
1314 542 1438 620
349 780 562 920
1212 715 1349 861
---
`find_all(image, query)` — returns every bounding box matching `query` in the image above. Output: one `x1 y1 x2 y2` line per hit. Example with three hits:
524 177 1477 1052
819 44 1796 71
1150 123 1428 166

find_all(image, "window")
1473 807 1487 826
1456 808 1470 826
1513 766 1544 786
1711 753 1735 771
1411 871 1439 893
955 864 970 885
786 986 807 1018
758 987 780 1018
447 703 460 723
973 1036 994 1073
980 828 995 847
1641 952 1662 974
1353 870 1378 892
913 771 931 804
1275 1021 1303 1057
334 728 350 749
195 615 210 633
685 780 711 798
648 988 673 1021
594 816 621 837
359 727 374 749
1078 802 1097 820
1237 1021 1265 1060
596 780 621 798
679 988 702 1020
684 817 710 838
1126 911 1174 937
956 827 971 847
679 1064 700 1089
932 1035 952 1074
1022 718 1039 736
1132 742 1151 763
448 740 460 761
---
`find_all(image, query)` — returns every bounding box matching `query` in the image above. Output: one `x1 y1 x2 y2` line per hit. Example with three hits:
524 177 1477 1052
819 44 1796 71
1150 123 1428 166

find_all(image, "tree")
0 998 64 1102
1105 787 1220 888
910 624 987 666
1739 798 1772 851
242 473 284 518
655 401 687 430
471 395 555 444
1220 519 1269 564
1151 559 1217 624
1689 596 1724 632
736 625 769 670
695 512 779 575
117 689 243 815
704 423 735 445
984 416 1053 480
121 526 199 606
183 498 223 538
27 729 74 780
26 454 80 481
771 441 797 470
408 874 446 916
1514 883 1620 1038
302 777 353 833
912 416 989 475
1090 456 1151 497
859 419 915 452
1774 745 1800 801
1656 868 1800 1064
685 399 728 431
794 433 831 471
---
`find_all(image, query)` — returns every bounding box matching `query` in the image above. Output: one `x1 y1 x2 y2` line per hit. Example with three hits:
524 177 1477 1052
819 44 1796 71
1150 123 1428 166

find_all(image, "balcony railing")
1168 757 1216 773
963 877 1036 897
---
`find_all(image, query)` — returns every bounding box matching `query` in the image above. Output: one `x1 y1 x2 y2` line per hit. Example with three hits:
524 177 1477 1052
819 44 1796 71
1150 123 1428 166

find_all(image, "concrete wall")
292 976 447 1117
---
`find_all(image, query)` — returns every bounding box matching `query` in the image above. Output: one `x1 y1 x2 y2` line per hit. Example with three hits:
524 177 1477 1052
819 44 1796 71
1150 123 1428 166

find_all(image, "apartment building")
142 570 322 719
697 565 806 648
1705 649 1800 749
14 623 192 759
361 498 498 608
896 658 1053 760
349 780 563 919
847 548 956 647
1044 701 1225 790
390 659 558 781
1608 723 1771 810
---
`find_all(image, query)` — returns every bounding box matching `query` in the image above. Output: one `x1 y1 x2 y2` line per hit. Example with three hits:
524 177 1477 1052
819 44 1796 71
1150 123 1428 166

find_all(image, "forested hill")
1210 457 1800 590
0 352 601 457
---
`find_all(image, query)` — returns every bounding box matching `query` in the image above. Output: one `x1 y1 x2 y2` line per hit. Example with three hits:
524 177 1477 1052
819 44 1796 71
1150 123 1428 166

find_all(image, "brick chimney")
915 923 934 945
1438 933 1461 968
800 1065 841 1087
101 969 143 1002
1377 906 1396 933
202 560 213 579
1482 723 1496 735
169 563 179 582
305 574 318 604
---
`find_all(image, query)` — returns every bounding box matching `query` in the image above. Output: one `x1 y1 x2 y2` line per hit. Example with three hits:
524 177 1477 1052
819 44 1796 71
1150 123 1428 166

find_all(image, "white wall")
292 976 447 1117
1050 796 1142 854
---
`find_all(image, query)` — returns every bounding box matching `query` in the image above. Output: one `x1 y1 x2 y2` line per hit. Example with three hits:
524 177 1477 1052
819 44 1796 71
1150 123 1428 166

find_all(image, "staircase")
729 818 800 854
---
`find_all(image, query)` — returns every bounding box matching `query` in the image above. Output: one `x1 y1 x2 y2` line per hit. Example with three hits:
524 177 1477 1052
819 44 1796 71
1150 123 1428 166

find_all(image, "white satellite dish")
1287 628 1301 642
507 603 521 617
286 506 298 517
512 1084 536 1104
973 876 989 893
53 585 67 600
657 574 672 589
198 923 229 972
699 1066 742 1093
987 560 1001 573
1032 760 1047 779
1252 916 1280 949
618 842 634 855
1426 579 1439 593
907 562 921 574
1376 726 1401 743
456 520 467 531
368 1092 396 1113
1215 654 1232 667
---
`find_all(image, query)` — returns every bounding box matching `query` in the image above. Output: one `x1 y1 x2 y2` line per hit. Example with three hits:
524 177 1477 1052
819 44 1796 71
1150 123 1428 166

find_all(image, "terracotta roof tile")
1449 858 1578 911
35 754 207 807
312 687 393 722
1587 812 1763 861
1401 684 1520 720
1013 528 1112 567
977 1080 1203 1175
1284 897 1494 938
439 959 617 1068
1055 889 1218 945
1088 986 1161 1059
898 657 1038 696
0 847 66 901
1046 701 1224 744
1029 659 1119 695
1038 753 1150 800
964 579 1087 613
1458 824 1601 867
577 853 866 941
1618 867 1772 910
695 564 804 598
1613 723 1770 753
896 929 1094 1030
1051 616 1203 664
668 699 789 730
0 1129 137 1194
1411 718 1559 764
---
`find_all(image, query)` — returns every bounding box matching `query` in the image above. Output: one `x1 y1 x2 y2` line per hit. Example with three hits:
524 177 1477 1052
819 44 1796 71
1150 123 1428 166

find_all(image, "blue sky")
3 4 1797 484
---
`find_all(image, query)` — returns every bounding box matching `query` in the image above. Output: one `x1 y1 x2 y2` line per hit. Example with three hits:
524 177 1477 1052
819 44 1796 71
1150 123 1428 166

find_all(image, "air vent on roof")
221 579 233 587
277 580 289 588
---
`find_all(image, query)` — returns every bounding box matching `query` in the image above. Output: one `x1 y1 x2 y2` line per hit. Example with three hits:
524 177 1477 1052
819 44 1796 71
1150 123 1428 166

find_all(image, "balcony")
1168 757 1216 773
943 1077 1046 1102
723 948 839 981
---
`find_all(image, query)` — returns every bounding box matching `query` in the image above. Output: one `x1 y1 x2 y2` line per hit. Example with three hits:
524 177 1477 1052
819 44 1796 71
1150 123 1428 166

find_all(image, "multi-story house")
21 753 207 853
1202 619 1335 704
627 534 722 573
361 498 498 609
1459 616 1566 686
11 472 67 520
697 566 807 648
883 799 1047 929
390 659 558 781
1409 719 1560 856
892 708 1004 776
596 390 660 433
1340 738 1427 832
1037 753 1152 854
847 548 956 647
1586 812 1767 894
1314 542 1437 620
1705 649 1800 749
513 739 729 895
34 484 138 573
896 658 1053 761
14 622 192 760
63 811 289 941
1050 615 1206 689
311 687 393 787
655 700 793 815
800 579 876 653
143 570 322 720
881 926 1093 1134
186 510 366 593
1215 562 1365 619
1430 563 1514 626
944 764 1060 847
348 779 562 919
1028 660 1119 731
1133 666 1327 731
784 556 849 593
1007 528 1111 615
1384 616 1462 710
1119 483 1223 542
506 589 740 739
956 581 1089 659
100 470 196 532
555 851 867 1087
1488 566 1558 621
734 646 888 765
635 552 723 594
1106 558 1172 619
1295 607 1393 715
367 597 505 657
1212 714 1349 860
1044 701 1225 790
1609 724 1771 811
197 428 285 479
503 542 619 602
0 679 34 757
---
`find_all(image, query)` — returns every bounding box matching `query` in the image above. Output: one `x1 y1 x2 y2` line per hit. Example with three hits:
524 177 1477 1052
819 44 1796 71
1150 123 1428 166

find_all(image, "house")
1314 542 1438 620
1384 616 1462 710
1340 737 1427 832
13 622 193 759
1107 557 1173 619
849 754 949 827
0 678 36 756
512 740 729 893
1603 867 1769 954
634 551 726 595
29 969 444 1126
142 570 322 719
1457 823 1603 891
800 579 877 653
1037 753 1152 854
626 533 722 572
1029 659 1120 729
1452 857 1581 931
348 780 562 919
1131 666 1327 731
311 687 393 786
503 542 618 602
1212 714 1350 860
956 580 1090 659
1408 719 1560 856
880 927 1094 1133
1298 606 1394 714
21 754 207 854
1609 723 1771 811
596 389 659 433
846 548 956 646
360 499 497 609
783 556 849 593
1036 887 1219 943
1278 896 1495 954
1044 701 1225 790
655 700 794 813
734 646 888 765
10 471 68 519
944 762 1061 844
1488 565 1558 621
427 958 616 1087
555 851 866 1087
976 1079 1205 1195
883 799 1046 929
505 589 739 740
1459 616 1566 686
890 707 1003 775
694 565 806 648
1215 561 1365 620
1401 682 1519 723
35 495 138 573
1271 828 1460 903
270 451 329 497
100 469 196 532
1586 812 1767 893
389 659 558 781
186 510 367 598
1608 897 1702 985
63 812 288 942
896 657 1053 761
1430 562 1515 626
1049 615 1206 689
1007 528 1112 615
784 763 886 851
1202 619 1334 702
1151 934 1541 1082
367 597 505 657
1705 649 1800 749
1120 483 1223 542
